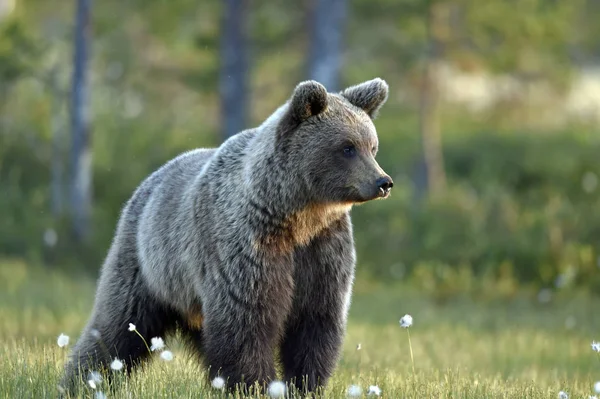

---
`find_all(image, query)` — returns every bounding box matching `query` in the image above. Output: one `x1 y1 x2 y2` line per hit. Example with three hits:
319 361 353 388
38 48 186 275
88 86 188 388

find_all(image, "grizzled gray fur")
62 78 392 395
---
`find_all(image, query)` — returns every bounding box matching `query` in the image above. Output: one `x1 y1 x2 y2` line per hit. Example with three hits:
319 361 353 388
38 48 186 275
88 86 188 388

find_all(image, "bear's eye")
343 145 357 158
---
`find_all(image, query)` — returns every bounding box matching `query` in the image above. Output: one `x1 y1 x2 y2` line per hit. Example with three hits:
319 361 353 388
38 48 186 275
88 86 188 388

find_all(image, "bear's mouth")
346 185 391 203
378 186 392 199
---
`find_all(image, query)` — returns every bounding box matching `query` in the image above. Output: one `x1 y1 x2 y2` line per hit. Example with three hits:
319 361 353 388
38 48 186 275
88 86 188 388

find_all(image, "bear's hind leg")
61 253 180 395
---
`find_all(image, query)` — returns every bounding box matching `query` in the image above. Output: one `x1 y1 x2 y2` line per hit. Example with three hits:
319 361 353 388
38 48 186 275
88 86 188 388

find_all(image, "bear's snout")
376 176 393 198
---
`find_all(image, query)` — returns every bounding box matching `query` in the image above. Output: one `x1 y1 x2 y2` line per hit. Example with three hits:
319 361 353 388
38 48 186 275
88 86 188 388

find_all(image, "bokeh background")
2 1 600 397
2 0 600 297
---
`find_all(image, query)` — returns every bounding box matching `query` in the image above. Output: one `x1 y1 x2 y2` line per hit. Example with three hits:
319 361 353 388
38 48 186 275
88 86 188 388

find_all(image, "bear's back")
132 130 258 312
116 148 215 311
128 148 217 222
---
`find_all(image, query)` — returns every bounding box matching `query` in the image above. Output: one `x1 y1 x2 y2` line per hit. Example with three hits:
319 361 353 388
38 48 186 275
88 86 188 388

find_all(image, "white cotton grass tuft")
87 371 102 389
592 341 600 352
57 333 70 348
400 314 416 375
211 376 225 390
150 337 165 352
128 323 136 331
399 314 413 328
594 381 600 394
367 385 382 396
160 350 174 361
267 381 286 398
347 385 362 397
110 358 124 371
558 391 569 399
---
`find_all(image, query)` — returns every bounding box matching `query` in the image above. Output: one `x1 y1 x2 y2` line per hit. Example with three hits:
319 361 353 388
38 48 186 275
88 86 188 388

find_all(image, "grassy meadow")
1 258 599 398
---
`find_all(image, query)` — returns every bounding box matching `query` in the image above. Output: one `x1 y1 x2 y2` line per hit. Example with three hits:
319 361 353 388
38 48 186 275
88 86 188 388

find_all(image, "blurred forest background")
2 0 600 299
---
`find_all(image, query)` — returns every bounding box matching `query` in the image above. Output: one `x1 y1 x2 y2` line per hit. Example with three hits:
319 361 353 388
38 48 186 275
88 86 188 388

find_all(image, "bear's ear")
289 80 328 122
340 78 389 119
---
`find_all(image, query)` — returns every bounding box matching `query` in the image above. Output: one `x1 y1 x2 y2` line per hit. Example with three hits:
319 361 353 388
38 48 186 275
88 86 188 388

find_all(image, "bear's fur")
62 78 392 394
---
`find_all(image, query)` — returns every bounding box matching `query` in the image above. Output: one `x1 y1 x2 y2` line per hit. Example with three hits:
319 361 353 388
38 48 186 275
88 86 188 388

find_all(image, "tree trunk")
220 0 248 140
70 0 92 242
308 0 347 91
416 1 447 200
50 66 64 218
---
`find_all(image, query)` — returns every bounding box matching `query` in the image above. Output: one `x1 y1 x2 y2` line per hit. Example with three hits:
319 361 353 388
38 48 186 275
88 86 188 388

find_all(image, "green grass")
0 258 599 398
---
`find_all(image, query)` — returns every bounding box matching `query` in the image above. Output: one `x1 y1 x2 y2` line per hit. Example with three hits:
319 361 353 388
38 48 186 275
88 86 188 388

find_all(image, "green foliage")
353 126 600 295
1 0 600 294
463 0 581 72
349 0 580 85
0 18 42 90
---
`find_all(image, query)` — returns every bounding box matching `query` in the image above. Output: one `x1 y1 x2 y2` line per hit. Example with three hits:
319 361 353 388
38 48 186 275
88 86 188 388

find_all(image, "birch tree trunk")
307 0 347 91
416 1 447 200
70 0 92 241
220 0 249 140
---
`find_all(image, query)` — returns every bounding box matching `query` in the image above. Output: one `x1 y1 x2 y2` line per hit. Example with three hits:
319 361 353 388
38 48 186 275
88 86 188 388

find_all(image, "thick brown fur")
62 78 392 395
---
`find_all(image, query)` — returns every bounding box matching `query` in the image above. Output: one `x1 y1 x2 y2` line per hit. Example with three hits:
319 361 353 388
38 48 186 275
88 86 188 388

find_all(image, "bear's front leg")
201 250 294 392
281 215 356 394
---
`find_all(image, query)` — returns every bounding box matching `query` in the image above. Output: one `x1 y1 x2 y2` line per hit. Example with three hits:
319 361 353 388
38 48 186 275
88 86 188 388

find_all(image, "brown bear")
62 78 392 395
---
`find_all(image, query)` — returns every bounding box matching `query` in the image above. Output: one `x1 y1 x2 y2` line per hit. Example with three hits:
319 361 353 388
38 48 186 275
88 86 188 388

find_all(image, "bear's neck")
246 153 351 253
281 202 352 248
242 120 352 253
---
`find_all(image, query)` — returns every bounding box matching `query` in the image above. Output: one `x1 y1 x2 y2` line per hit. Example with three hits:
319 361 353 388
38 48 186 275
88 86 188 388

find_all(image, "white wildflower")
592 341 600 352
558 391 568 399
160 350 174 361
595 381 600 394
267 381 286 398
57 333 70 348
367 385 381 396
211 377 225 390
399 314 413 328
356 343 361 351
110 359 124 371
94 392 107 399
150 337 165 352
347 385 362 397
128 323 136 331
87 371 102 389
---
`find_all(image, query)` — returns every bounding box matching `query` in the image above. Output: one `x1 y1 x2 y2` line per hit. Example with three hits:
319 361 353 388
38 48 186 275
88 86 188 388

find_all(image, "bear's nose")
376 176 393 196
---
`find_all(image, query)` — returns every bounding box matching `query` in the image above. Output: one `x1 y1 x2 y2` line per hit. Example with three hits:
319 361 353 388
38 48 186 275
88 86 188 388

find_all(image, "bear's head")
277 78 392 205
